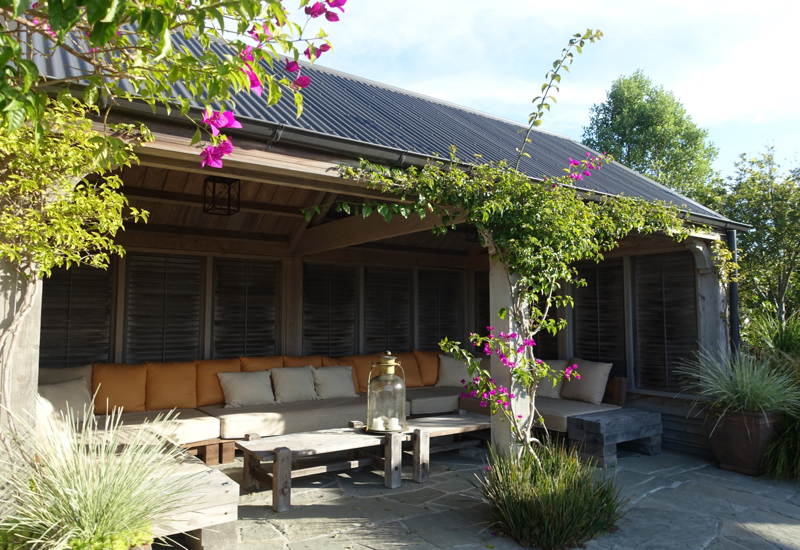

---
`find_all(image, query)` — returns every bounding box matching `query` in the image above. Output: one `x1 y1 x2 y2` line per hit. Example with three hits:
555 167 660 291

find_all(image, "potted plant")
676 350 800 476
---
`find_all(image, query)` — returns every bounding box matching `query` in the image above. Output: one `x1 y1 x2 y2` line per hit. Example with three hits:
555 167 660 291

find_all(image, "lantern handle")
397 363 406 382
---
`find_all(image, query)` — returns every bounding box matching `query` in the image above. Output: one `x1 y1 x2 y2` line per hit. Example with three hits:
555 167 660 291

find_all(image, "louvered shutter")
573 258 627 378
123 253 203 363
417 270 462 351
363 267 412 354
473 271 490 352
634 251 698 392
212 259 279 358
302 264 357 357
39 264 113 369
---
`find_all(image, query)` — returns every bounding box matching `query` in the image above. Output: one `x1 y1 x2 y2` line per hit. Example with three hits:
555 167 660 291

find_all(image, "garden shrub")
475 442 627 549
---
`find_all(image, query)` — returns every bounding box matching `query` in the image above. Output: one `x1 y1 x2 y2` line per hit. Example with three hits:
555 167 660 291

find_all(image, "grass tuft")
475 442 627 550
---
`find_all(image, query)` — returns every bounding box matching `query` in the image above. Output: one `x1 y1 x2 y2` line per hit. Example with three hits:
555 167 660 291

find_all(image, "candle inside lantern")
372 417 386 431
386 417 401 431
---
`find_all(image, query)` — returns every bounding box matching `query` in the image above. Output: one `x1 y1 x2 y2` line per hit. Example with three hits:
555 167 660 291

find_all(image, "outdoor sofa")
37 353 627 465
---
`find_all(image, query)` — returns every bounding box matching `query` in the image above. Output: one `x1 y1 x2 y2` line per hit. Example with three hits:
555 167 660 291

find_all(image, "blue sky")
305 0 799 179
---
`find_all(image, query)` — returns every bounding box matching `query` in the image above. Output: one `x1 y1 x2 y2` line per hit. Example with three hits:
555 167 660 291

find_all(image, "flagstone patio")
182 447 800 549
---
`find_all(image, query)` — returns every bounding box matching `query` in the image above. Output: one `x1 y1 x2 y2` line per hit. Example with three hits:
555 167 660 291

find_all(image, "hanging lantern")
203 176 241 215
366 352 408 433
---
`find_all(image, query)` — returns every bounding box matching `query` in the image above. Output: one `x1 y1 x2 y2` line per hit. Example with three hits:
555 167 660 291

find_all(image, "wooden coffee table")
237 413 491 512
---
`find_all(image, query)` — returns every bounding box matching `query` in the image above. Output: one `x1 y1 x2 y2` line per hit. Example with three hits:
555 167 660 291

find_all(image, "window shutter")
573 258 627 378
302 264 357 357
417 269 462 351
212 259 279 359
124 253 203 363
634 251 698 392
39 265 113 369
473 270 490 351
363 267 412 354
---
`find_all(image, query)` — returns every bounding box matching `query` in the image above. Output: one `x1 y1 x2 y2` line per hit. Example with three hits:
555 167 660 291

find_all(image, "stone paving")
201 447 800 549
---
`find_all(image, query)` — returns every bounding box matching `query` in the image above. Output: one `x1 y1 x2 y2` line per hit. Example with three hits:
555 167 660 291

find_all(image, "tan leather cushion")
104 409 221 445
343 353 383 393
240 356 284 372
38 378 92 421
535 359 570 399
534 396 620 432
312 366 358 399
196 358 241 407
283 355 323 368
217 371 275 407
413 350 439 386
92 363 147 415
271 366 318 403
146 362 198 411
396 352 424 388
560 358 613 405
200 397 366 439
323 356 358 392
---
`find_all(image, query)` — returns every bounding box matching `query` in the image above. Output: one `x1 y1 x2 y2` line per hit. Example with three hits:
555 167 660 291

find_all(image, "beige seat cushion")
38 378 92 421
103 408 221 445
312 366 358 399
435 355 470 388
200 397 367 439
217 371 275 408
534 396 619 432
406 387 463 415
535 359 570 399
270 366 318 403
559 358 613 405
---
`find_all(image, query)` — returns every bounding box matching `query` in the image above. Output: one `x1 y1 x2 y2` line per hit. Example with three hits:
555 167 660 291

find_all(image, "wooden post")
272 447 292 512
488 256 531 452
202 442 220 466
241 451 258 492
186 520 237 550
384 433 402 489
413 429 430 483
220 441 236 464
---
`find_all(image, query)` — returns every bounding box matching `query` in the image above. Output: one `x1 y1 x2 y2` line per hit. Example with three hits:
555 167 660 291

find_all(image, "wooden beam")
123 223 289 243
122 187 305 218
352 243 470 257
287 191 327 253
292 212 449 257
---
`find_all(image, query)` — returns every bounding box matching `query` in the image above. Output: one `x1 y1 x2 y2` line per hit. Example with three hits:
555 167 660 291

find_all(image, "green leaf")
89 22 117 47
498 308 507 320
190 128 201 146
83 85 99 106
48 0 81 37
294 92 303 118
342 202 350 215
362 204 372 218
304 209 313 222
16 60 38 92
267 78 281 106
6 108 25 133
56 88 73 107
11 0 27 18
86 0 111 24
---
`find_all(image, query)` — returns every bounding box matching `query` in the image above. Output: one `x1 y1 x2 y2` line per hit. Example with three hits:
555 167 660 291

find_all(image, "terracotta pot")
704 410 780 476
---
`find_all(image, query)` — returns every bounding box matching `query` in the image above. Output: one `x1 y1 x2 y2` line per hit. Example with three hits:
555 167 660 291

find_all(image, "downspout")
727 230 741 352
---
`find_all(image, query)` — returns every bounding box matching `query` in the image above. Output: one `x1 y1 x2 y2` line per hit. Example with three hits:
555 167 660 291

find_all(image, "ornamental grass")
0 401 196 550
475 442 627 550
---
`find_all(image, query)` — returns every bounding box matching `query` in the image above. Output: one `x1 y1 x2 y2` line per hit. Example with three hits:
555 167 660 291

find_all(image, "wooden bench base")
183 439 237 466
567 409 662 468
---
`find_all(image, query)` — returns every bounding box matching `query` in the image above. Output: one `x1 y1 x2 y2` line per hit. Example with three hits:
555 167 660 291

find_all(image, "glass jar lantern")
366 352 408 433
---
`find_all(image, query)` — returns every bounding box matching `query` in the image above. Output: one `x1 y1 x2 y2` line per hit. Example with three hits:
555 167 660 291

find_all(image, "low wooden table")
236 413 491 512
567 408 662 468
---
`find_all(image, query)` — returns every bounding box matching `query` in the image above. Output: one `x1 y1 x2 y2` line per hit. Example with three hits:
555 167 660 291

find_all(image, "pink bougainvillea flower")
568 157 581 166
304 1 327 17
319 43 331 53
485 465 491 471
285 59 300 73
239 45 254 62
583 170 592 177
200 140 235 169
325 11 339 21
328 0 347 11
241 66 262 96
293 75 311 89
202 110 242 137
486 326 494 332
479 401 488 407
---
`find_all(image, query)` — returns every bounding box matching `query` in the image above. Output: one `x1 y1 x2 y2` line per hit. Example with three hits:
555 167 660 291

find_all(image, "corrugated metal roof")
32 33 736 225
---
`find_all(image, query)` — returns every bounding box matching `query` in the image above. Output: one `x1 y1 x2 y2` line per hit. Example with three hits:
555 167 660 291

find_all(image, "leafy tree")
724 147 800 324
581 70 722 207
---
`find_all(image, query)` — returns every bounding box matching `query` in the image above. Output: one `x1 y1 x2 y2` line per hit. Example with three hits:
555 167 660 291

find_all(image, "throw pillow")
312 366 359 399
37 378 92 421
535 359 569 399
559 357 613 405
435 355 470 388
270 365 319 403
217 371 275 408
39 364 92 392
92 363 147 415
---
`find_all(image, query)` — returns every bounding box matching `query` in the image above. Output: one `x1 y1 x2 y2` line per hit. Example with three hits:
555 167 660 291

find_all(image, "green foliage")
745 310 800 358
675 350 800 419
581 70 722 206
723 147 800 324
476 442 627 550
0 100 148 278
1 0 331 149
0 403 197 550
764 414 800 481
